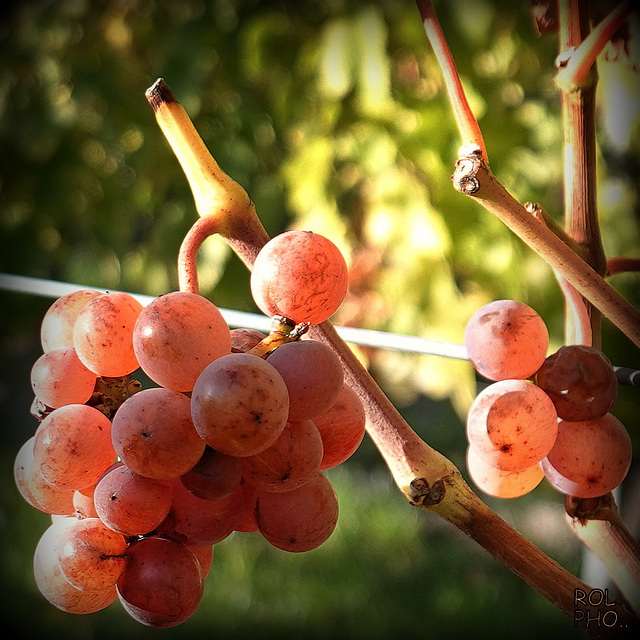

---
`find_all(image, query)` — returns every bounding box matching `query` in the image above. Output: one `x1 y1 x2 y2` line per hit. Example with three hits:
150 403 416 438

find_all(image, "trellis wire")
1 272 638 387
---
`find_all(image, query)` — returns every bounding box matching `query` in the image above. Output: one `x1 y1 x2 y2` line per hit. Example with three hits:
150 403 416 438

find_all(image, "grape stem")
566 494 640 613
146 79 638 635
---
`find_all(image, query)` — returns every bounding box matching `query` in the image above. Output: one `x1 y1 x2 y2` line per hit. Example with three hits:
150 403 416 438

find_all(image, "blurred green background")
1 0 638 638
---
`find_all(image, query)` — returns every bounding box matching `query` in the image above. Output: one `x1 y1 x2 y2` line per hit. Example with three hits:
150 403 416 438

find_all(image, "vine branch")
147 78 638 635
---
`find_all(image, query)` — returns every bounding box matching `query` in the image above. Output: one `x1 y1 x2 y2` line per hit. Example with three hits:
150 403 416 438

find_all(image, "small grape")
464 299 549 381
93 463 173 536
180 447 243 501
30 347 97 408
41 289 102 353
116 536 204 628
241 419 324 493
33 404 116 491
73 291 143 377
466 445 544 498
266 339 344 421
230 328 267 353
541 413 632 498
250 230 349 325
57 517 128 590
111 387 205 480
534 344 618 421
314 383 366 470
191 353 289 457
133 291 231 392
255 471 338 552
466 379 558 472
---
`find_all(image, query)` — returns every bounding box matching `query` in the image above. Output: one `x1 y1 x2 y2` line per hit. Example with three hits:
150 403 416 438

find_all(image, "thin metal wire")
1 272 638 387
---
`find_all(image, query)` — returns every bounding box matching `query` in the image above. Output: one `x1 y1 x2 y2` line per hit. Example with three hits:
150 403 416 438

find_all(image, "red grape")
73 291 143 377
111 387 205 480
33 404 115 491
250 230 349 325
255 471 338 552
133 291 231 392
230 328 266 353
534 344 618 421
266 339 343 420
541 413 632 498
41 289 102 353
241 419 324 492
191 353 289 457
117 536 203 628
314 383 366 470
464 299 549 381
93 463 173 536
180 447 243 501
466 445 544 498
30 347 97 408
466 380 558 472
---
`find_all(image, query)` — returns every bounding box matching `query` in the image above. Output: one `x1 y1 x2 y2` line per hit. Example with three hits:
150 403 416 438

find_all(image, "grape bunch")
14 229 366 627
463 299 632 500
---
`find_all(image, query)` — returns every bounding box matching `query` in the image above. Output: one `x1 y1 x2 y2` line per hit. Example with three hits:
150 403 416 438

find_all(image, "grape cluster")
15 230 365 627
463 299 632 500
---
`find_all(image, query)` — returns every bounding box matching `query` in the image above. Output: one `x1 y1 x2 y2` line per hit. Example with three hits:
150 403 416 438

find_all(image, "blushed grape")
133 291 231 392
250 230 349 326
180 447 242 501
464 299 549 381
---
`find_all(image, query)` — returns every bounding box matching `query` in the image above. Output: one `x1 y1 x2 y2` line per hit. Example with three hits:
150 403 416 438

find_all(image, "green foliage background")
1 1 638 638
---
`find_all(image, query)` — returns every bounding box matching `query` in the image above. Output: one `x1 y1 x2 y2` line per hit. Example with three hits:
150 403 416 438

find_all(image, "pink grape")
314 383 366 470
464 299 549 381
116 536 203 628
466 445 544 498
241 419 324 493
111 387 205 480
250 230 349 325
190 353 289 457
41 289 102 352
93 463 173 536
230 328 266 353
466 379 558 472
73 291 143 377
34 518 117 615
158 480 242 546
57 517 128 590
14 436 75 515
30 347 97 408
266 339 344 420
180 447 243 501
541 413 632 498
133 291 231 392
33 404 115 491
255 471 338 552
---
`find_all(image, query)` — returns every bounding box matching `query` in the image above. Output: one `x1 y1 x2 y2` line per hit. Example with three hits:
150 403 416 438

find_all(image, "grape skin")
241 419 324 492
250 230 349 326
466 380 558 472
34 518 117 615
133 291 231 392
464 299 549 381
93 463 173 536
57 517 128 590
541 413 632 498
180 447 243 501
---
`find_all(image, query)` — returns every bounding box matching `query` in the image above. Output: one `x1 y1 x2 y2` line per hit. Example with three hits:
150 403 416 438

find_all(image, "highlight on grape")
14 229 365 628
463 299 631 500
